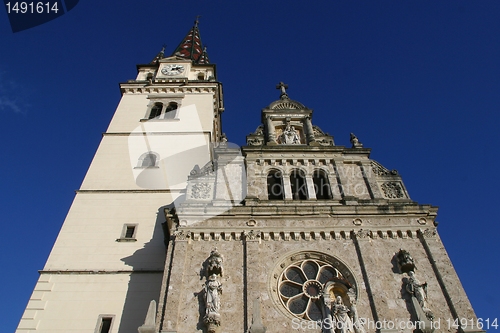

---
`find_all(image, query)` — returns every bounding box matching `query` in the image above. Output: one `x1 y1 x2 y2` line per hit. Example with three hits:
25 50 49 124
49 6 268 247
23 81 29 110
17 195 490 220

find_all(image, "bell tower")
16 20 223 333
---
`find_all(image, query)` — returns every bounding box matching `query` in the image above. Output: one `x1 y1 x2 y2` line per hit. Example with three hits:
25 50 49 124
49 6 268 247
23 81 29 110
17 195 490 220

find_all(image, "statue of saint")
332 296 354 333
204 274 222 320
406 271 434 320
280 124 301 144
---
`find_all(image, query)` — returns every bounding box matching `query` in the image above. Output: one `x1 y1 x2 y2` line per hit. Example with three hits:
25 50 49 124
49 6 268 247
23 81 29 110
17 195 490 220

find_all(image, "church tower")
16 20 223 333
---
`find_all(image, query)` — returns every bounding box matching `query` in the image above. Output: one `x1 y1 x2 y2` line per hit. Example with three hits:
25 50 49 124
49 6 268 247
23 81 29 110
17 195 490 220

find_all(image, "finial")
195 15 201 27
276 81 289 100
350 133 363 148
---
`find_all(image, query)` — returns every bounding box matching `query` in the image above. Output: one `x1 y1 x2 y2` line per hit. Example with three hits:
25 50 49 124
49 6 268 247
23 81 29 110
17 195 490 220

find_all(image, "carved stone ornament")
355 229 371 239
397 249 416 273
173 230 190 241
422 228 437 238
191 182 212 199
371 161 398 176
207 249 224 277
247 137 264 146
189 161 215 178
381 182 404 198
244 230 261 241
406 271 434 322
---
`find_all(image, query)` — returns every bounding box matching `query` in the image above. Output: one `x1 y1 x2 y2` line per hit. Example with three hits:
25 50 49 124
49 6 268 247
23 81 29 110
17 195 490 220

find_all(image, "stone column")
305 176 317 199
282 173 293 200
304 116 316 144
265 116 277 145
244 231 264 332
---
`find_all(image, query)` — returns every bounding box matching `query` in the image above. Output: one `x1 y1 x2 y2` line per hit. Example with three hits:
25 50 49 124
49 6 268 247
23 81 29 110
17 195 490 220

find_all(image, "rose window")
278 258 345 321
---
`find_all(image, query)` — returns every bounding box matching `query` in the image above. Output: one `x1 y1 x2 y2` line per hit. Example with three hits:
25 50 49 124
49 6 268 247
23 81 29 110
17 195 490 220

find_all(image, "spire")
151 45 166 64
171 17 210 64
197 46 210 64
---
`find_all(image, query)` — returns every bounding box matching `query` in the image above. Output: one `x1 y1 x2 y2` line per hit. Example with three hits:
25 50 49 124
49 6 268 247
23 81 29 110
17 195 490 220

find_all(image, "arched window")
313 170 332 200
267 170 284 200
290 170 308 200
146 73 153 81
138 152 158 168
197 72 205 80
148 102 163 119
164 102 178 119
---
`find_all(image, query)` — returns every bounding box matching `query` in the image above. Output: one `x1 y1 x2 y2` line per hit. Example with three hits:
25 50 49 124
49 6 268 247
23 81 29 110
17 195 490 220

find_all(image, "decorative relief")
421 228 437 238
191 183 212 199
173 230 190 241
247 137 264 146
312 126 325 136
355 229 371 239
190 161 215 178
317 138 334 146
352 218 362 226
381 182 405 198
244 230 261 241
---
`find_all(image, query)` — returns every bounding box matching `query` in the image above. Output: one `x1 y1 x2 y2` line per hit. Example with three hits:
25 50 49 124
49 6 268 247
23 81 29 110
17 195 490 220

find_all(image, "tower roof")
171 18 209 64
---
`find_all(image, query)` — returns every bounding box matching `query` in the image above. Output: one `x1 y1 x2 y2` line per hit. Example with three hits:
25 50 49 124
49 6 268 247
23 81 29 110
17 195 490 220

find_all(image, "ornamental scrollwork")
191 182 212 199
381 182 404 198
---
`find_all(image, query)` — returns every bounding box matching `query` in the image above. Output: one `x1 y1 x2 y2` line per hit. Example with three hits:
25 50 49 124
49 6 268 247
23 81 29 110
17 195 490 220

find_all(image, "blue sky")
1 1 499 331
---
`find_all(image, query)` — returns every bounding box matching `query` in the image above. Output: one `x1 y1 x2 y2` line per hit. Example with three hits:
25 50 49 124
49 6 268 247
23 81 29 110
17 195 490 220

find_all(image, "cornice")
119 83 219 95
171 227 438 242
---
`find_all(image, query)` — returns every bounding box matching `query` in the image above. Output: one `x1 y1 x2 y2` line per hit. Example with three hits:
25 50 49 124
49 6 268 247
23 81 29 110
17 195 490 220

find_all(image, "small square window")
125 226 135 238
116 224 138 242
95 315 114 333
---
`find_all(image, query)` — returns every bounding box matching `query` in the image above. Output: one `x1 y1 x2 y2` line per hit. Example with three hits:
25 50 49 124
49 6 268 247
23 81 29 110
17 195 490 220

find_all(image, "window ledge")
134 166 159 169
140 118 180 122
116 238 137 242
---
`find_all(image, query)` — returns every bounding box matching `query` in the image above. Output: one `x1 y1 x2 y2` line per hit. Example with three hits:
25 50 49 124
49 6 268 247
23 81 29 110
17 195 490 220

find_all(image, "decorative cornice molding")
170 228 425 242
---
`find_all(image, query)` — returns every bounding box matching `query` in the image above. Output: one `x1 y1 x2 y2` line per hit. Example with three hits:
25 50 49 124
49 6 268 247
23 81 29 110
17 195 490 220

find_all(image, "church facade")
17 22 481 333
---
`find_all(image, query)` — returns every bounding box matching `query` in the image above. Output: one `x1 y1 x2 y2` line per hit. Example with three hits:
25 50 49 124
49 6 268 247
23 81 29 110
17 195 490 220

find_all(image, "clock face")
161 64 185 76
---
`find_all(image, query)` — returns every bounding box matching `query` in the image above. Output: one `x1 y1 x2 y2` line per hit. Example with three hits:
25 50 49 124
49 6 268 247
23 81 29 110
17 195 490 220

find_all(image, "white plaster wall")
80 133 211 191
106 93 215 134
16 273 162 333
44 192 169 271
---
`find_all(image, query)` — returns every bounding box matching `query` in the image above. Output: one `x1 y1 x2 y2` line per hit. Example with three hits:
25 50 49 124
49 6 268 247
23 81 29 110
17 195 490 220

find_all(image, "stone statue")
203 250 224 332
207 249 224 277
332 296 354 333
280 124 301 144
349 299 365 333
350 133 363 148
406 271 434 320
204 274 222 331
397 249 416 273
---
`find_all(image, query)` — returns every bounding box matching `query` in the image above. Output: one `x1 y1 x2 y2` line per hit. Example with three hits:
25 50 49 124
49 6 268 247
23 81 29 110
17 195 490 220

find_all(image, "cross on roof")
276 81 289 99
